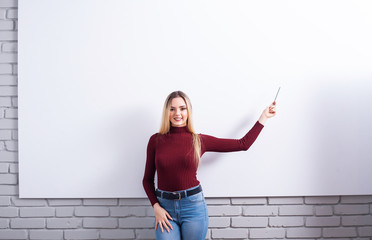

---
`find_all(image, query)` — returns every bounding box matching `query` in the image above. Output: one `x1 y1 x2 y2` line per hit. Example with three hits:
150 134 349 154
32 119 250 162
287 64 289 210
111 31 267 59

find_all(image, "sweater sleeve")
200 121 264 153
142 134 158 206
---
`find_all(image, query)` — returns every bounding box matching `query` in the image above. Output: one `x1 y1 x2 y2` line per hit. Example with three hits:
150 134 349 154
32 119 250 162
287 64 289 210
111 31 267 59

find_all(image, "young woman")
143 91 276 240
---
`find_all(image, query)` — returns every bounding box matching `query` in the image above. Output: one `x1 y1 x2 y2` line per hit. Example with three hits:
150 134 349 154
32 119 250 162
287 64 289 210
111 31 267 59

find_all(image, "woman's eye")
170 109 174 111
181 108 187 111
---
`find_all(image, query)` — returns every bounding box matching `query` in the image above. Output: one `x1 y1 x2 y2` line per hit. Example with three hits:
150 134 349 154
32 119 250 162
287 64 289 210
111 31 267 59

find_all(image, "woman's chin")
172 122 186 127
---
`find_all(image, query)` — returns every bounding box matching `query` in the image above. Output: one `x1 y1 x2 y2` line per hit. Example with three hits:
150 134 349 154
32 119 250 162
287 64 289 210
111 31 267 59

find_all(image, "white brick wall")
0 1 371 239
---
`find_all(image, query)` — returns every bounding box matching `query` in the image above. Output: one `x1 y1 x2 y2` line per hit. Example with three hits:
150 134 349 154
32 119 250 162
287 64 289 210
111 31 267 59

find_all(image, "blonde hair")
159 91 201 166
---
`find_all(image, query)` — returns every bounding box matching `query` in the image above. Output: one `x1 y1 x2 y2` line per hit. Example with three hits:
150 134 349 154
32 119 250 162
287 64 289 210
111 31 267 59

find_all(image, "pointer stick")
273 87 281 103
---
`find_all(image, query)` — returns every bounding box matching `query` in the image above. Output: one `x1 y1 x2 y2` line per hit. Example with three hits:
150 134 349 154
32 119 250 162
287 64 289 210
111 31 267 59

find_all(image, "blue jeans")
155 185 209 240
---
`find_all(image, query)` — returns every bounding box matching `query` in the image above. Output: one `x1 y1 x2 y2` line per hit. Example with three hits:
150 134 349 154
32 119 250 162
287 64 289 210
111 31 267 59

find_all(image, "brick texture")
1 1 372 240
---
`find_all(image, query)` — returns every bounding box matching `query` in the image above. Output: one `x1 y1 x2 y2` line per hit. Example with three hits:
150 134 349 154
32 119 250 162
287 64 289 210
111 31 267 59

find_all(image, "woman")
143 91 276 240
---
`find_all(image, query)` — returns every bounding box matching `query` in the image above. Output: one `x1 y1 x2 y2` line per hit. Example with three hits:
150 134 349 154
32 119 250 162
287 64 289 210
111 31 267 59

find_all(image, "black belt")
155 185 202 200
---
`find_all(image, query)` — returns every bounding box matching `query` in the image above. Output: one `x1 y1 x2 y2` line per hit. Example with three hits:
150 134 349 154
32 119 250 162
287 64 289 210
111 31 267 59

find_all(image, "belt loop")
161 191 163 199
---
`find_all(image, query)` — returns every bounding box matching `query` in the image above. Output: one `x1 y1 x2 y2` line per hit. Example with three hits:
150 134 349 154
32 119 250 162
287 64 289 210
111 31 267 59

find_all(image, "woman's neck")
169 125 189 134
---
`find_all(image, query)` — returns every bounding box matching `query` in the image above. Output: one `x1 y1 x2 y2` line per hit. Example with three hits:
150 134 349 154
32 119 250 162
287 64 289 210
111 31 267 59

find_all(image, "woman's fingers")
166 212 173 221
165 218 173 231
155 216 173 233
157 220 171 233
154 203 173 233
268 102 277 115
156 220 166 233
159 222 164 233
155 220 160 231
265 106 276 117
163 221 170 233
159 213 173 232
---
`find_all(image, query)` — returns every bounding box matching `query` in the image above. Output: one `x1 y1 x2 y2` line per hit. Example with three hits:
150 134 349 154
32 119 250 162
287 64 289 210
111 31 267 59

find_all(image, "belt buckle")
173 192 181 200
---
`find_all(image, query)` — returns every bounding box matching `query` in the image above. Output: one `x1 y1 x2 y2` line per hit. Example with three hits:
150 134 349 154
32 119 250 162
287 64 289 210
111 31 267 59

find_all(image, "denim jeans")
155 185 209 240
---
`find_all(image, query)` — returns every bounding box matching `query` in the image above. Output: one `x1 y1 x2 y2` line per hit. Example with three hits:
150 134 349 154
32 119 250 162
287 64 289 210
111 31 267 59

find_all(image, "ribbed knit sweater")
142 121 264 206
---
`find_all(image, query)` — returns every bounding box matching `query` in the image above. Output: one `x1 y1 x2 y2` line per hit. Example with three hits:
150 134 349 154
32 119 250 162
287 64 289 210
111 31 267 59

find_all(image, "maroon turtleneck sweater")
142 121 264 206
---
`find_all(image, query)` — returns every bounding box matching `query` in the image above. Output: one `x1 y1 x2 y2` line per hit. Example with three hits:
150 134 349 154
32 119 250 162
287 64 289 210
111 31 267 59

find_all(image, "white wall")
18 0 372 198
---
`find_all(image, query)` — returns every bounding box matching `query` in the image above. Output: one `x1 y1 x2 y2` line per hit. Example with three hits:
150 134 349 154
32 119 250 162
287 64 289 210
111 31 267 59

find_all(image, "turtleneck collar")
169 126 189 134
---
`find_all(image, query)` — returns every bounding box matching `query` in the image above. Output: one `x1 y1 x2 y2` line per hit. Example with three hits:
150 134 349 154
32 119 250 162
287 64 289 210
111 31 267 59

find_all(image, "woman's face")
169 97 188 127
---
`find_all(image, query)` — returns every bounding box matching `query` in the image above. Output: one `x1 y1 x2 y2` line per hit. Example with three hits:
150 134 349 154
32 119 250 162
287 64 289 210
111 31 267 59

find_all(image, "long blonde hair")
159 91 201 166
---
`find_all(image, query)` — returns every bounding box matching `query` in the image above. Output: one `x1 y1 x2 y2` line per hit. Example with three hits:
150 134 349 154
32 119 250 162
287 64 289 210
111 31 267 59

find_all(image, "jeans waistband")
155 185 202 200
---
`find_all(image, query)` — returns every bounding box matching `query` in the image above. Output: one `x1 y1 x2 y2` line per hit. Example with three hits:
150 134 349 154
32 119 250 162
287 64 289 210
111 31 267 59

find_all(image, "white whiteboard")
18 0 372 198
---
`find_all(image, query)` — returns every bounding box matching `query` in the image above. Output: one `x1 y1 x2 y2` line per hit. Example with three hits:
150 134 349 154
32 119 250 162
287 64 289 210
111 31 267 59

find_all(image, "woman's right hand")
153 203 173 233
258 101 277 125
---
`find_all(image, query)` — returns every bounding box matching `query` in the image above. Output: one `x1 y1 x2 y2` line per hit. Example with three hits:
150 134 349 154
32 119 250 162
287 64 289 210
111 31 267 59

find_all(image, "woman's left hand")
258 101 277 125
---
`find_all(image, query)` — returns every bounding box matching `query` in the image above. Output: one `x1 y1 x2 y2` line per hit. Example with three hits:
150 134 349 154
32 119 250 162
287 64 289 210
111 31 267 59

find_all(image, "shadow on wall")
85 106 155 195
200 113 257 166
